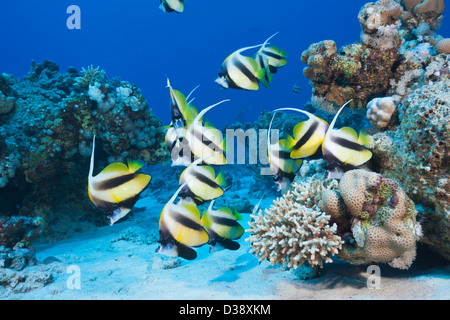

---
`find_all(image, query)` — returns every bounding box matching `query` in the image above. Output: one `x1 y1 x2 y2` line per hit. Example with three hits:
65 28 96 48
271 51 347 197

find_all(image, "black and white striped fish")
88 136 151 225
322 100 373 175
179 163 227 204
185 100 229 165
267 111 303 191
215 42 267 91
274 107 329 160
159 0 184 13
157 175 210 260
201 200 244 252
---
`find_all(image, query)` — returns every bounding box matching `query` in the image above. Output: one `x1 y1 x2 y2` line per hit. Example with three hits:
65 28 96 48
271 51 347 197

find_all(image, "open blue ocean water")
0 0 395 128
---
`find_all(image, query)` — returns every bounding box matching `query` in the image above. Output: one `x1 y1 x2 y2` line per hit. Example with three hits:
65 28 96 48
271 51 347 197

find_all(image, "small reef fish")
322 100 373 176
179 163 228 204
159 0 184 13
157 183 209 260
88 136 151 225
201 200 244 252
267 112 302 191
185 100 229 165
274 107 329 160
292 81 302 94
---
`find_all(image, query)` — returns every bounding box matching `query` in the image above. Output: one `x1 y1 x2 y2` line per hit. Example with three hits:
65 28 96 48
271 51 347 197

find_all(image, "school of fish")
86 29 373 260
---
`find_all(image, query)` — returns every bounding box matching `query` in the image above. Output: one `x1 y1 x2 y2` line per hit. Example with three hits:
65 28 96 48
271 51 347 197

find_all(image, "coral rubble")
0 216 42 271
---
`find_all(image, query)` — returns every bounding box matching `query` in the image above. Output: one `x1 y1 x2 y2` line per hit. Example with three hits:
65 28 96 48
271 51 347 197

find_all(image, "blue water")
0 0 448 128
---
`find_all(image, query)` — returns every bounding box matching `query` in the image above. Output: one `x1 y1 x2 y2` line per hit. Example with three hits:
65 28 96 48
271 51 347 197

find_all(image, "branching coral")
75 65 106 88
321 169 421 269
247 179 342 269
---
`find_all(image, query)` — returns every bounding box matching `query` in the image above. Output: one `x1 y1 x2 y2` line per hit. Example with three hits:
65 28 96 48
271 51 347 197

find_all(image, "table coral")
321 169 421 269
247 178 343 269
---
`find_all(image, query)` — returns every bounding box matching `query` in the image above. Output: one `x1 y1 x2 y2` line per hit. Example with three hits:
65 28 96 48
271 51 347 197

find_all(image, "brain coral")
247 179 343 269
322 169 421 269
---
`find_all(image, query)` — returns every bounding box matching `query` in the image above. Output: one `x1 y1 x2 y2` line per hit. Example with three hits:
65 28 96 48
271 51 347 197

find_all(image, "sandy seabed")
3 195 449 301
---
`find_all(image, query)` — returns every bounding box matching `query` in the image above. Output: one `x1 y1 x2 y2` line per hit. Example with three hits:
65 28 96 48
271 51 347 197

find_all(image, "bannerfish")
273 107 329 160
179 163 227 204
322 100 373 176
88 136 151 225
159 0 184 13
215 42 268 91
201 200 244 252
254 32 287 75
185 99 229 165
167 79 199 140
157 186 209 260
165 126 194 166
267 112 302 191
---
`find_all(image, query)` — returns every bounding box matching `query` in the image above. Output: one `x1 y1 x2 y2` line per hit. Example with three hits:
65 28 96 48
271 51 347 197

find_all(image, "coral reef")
0 60 168 237
0 216 42 271
322 169 421 269
247 174 343 269
299 0 450 262
401 0 445 31
366 97 396 128
370 77 450 260
302 0 404 112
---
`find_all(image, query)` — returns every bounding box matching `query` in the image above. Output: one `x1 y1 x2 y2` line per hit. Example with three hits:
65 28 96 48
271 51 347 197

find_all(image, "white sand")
4 196 449 300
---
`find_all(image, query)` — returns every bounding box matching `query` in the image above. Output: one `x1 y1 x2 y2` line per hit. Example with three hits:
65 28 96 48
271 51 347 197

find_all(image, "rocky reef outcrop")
298 0 450 262
0 60 168 238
